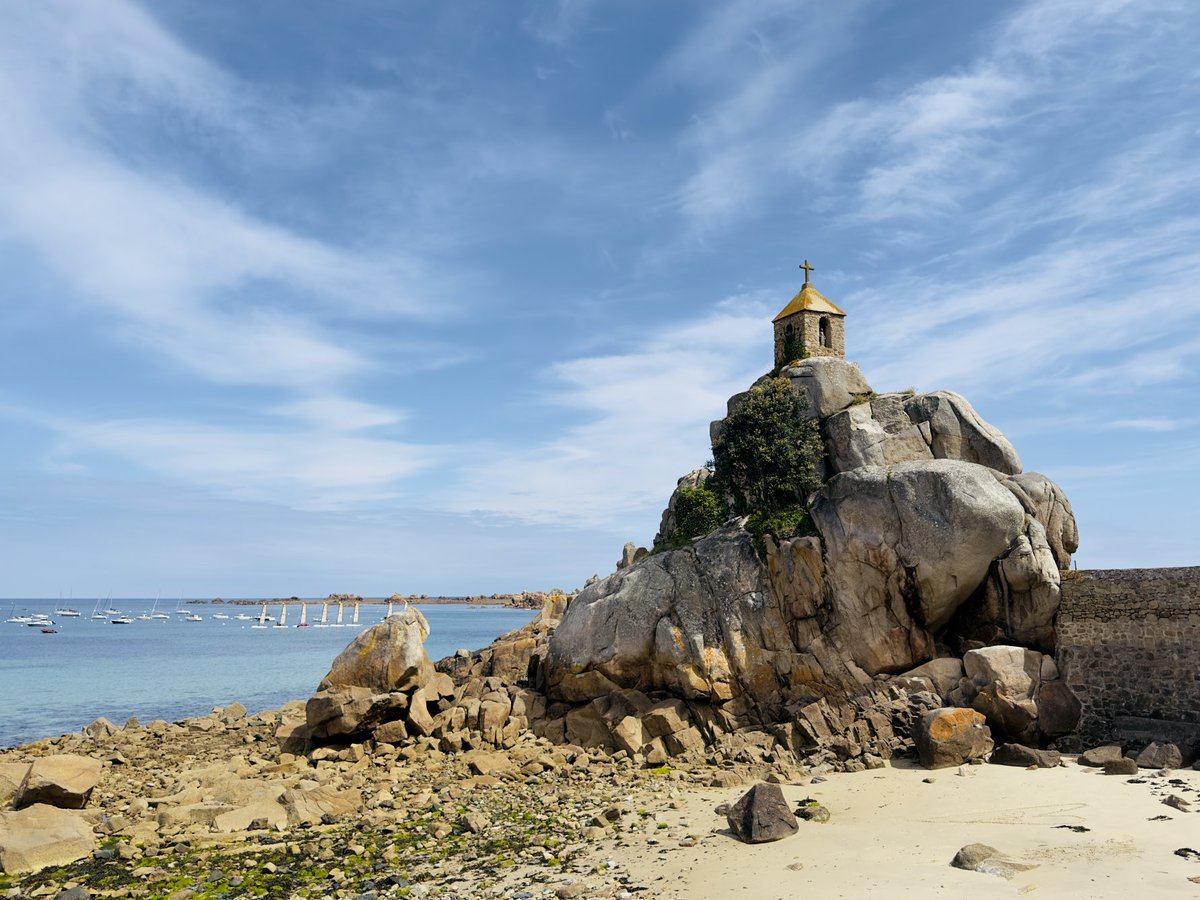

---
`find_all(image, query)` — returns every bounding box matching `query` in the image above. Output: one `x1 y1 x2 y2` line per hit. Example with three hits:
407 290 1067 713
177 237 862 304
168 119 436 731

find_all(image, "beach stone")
14 755 103 810
281 785 358 827
1103 757 1138 775
915 708 993 769
1135 741 1182 770
951 843 999 871
83 717 118 740
796 802 830 823
726 783 798 844
0 804 96 874
1078 745 1124 767
951 842 1038 880
990 743 1061 768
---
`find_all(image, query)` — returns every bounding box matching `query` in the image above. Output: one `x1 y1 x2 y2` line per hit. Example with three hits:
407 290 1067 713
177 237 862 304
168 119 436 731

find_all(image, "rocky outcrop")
950 646 1081 745
438 592 570 686
540 356 1077 762
811 459 1028 671
824 390 1021 476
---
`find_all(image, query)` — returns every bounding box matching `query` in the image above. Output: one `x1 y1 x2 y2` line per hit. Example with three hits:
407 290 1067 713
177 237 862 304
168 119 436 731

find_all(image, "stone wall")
1056 566 1200 749
773 312 845 367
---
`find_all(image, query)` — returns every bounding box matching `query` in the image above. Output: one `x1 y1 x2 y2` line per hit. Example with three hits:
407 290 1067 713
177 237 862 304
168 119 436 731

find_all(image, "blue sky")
1 0 1197 598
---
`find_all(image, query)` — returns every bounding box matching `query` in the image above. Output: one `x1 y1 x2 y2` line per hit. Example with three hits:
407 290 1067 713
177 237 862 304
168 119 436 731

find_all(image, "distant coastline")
194 592 562 610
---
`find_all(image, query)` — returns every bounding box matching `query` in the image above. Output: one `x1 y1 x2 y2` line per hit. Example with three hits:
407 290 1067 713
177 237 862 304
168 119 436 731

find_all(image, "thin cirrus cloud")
0 0 436 393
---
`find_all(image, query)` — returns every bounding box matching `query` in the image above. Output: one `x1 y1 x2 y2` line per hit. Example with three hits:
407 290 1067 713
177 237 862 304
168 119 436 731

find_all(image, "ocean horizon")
0 598 535 748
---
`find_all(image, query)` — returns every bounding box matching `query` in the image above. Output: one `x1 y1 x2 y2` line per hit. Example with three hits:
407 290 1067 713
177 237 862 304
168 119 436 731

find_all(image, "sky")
1 0 1197 599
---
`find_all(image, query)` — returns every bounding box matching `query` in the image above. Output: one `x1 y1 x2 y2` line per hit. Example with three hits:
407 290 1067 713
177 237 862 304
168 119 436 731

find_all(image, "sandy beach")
608 759 1200 898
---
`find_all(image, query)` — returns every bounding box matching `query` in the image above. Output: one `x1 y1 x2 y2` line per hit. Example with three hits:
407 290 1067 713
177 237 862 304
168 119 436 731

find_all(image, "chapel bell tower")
772 259 846 368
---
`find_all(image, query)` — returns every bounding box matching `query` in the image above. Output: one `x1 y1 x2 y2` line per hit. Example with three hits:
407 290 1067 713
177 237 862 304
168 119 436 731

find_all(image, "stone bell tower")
773 259 846 368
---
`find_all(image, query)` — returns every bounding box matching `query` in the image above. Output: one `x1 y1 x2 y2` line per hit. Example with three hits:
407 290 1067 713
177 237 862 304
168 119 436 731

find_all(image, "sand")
607 758 1200 898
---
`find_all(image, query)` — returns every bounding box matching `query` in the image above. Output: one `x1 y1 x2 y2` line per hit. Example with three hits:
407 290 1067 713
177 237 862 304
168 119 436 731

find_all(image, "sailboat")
149 594 170 620
54 593 81 617
296 603 309 628
385 599 394 619
90 597 107 620
333 603 346 627
314 603 329 628
251 603 270 629
274 603 288 628
6 603 34 624
352 603 360 627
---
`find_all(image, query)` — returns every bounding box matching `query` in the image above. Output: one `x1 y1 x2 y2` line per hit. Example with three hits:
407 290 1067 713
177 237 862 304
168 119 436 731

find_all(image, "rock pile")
538 357 1080 764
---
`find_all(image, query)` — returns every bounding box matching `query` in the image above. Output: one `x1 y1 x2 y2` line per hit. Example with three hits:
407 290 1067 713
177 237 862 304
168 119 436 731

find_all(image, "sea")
0 598 535 749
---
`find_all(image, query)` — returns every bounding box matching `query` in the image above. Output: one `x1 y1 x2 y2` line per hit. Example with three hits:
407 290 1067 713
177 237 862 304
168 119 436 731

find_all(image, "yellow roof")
772 283 846 321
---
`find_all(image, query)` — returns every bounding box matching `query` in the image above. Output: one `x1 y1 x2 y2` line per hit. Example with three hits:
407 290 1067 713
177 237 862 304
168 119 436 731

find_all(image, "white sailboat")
251 603 270 629
149 594 170 620
55 593 81 617
385 599 394 619
314 603 329 628
6 603 34 624
274 603 288 628
352 603 360 627
90 597 107 619
333 603 346 627
297 603 309 628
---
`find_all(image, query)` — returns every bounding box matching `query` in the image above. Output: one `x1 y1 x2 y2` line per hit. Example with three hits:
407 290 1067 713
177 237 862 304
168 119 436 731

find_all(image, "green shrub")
711 376 823 516
745 505 818 557
666 485 725 547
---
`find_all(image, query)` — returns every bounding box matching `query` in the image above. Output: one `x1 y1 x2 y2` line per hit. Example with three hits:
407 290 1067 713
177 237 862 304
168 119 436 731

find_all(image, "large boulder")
824 390 1021 476
305 686 407 740
960 646 1080 744
318 606 432 693
779 356 874 419
1002 472 1078 569
811 460 1027 672
726 782 798 843
14 755 103 810
915 707 993 769
0 763 30 808
0 805 96 874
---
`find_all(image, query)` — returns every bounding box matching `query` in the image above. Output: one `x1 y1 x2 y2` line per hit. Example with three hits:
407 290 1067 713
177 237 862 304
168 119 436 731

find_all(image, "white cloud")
447 300 772 528
59 417 431 509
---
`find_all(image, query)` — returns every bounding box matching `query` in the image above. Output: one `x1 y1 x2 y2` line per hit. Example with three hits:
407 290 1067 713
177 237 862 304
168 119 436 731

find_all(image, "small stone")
1103 758 1138 776
555 881 587 899
796 803 830 824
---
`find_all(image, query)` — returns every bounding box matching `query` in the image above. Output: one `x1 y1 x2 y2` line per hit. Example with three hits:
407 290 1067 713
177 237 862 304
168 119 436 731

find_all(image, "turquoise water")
0 599 534 748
